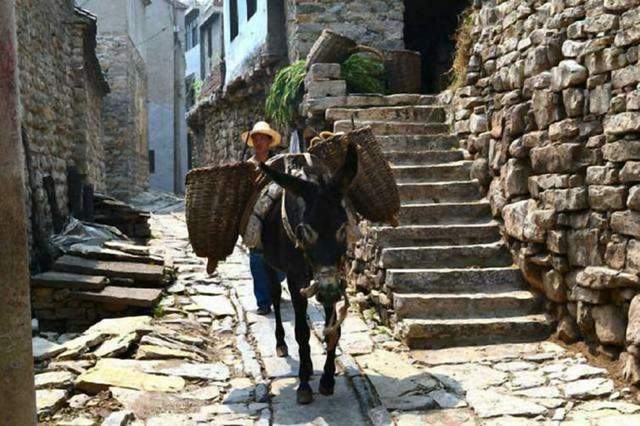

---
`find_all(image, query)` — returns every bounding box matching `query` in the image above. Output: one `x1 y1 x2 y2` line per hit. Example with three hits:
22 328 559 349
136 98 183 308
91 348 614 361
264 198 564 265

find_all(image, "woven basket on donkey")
309 128 400 224
185 162 258 273
385 50 422 94
306 29 384 68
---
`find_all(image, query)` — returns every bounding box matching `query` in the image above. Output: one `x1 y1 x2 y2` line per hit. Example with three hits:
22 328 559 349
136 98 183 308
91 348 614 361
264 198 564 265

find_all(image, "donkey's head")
260 144 358 309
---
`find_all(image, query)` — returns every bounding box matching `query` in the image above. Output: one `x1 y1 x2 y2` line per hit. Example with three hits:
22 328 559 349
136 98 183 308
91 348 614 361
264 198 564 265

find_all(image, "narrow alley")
33 204 640 424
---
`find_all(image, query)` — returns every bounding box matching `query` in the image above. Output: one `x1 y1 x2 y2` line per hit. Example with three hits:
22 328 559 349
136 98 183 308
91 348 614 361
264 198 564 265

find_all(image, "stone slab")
72 286 162 308
31 272 107 291
93 332 140 358
33 337 64 361
191 295 235 317
85 316 153 335
68 243 162 265
34 371 76 389
75 366 185 394
271 377 366 425
53 255 165 284
36 389 67 417
466 388 546 418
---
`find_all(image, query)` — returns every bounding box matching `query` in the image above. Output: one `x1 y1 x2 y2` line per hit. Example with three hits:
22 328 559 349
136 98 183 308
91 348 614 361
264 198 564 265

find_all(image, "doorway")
404 0 472 93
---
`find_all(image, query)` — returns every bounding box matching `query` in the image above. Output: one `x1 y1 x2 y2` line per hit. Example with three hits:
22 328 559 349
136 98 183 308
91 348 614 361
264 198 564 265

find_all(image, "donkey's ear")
260 162 316 199
330 142 358 194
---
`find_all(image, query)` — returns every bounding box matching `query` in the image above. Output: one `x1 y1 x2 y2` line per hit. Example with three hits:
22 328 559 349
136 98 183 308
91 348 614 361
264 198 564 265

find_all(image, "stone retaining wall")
454 0 640 381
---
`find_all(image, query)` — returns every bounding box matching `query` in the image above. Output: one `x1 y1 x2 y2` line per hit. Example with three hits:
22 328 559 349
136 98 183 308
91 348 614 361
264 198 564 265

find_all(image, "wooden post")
0 1 37 424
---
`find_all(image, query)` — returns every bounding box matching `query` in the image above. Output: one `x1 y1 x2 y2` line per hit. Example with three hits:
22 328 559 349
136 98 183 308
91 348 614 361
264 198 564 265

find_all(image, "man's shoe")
257 306 271 315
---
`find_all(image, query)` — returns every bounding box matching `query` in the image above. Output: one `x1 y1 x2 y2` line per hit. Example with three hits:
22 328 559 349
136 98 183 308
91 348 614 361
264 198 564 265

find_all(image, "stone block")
570 286 609 304
586 166 619 185
602 140 640 160
621 161 640 182
592 304 626 346
605 0 640 12
541 187 588 211
531 144 581 173
549 119 580 141
627 239 640 274
568 229 603 267
307 63 341 81
583 14 619 34
543 270 567 302
563 88 585 117
551 60 588 91
547 230 568 254
612 64 640 88
584 48 628 75
576 266 639 289
532 90 562 129
611 210 640 238
589 83 612 115
628 185 640 210
588 185 627 211
305 80 347 98
605 235 628 269
626 294 640 345
502 159 531 198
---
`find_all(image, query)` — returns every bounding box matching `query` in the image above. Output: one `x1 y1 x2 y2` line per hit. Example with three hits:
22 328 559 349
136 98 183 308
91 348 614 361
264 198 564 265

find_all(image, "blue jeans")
249 250 285 310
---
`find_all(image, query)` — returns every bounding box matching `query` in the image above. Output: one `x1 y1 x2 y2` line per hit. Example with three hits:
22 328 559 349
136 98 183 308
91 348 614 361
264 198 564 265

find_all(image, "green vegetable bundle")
265 60 306 130
341 54 386 95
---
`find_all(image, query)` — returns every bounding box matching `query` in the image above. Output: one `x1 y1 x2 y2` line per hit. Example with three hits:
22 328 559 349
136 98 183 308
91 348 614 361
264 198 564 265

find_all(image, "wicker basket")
306 29 384 68
385 50 422 94
185 162 258 274
309 128 400 225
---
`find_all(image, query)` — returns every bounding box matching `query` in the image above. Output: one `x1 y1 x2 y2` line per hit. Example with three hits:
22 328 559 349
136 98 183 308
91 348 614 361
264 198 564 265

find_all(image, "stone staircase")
325 95 553 349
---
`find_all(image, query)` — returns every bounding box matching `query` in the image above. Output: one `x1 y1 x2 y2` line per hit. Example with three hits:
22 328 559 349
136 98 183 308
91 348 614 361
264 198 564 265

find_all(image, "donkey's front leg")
268 268 287 357
289 277 314 404
319 304 340 396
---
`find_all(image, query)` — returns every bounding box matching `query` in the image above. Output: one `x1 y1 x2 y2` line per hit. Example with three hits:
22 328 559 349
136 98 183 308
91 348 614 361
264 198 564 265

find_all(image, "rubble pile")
94 194 151 239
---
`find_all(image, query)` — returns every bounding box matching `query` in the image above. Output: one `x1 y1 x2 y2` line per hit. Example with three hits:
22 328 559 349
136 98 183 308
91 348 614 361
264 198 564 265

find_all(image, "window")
149 150 155 174
186 11 199 49
230 0 239 40
247 0 257 19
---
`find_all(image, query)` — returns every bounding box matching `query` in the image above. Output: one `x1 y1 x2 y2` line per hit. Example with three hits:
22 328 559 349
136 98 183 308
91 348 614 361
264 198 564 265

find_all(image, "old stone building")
83 0 188 196
15 1 110 267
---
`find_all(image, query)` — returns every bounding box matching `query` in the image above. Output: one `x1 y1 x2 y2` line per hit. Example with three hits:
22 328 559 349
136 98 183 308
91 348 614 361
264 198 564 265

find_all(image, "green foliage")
341 54 387 95
447 7 474 91
265 60 307 130
193 79 203 98
153 304 165 318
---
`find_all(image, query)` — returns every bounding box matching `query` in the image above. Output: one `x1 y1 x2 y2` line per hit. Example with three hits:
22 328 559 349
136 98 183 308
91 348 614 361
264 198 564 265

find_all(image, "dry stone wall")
15 1 108 267
285 0 405 62
454 0 640 381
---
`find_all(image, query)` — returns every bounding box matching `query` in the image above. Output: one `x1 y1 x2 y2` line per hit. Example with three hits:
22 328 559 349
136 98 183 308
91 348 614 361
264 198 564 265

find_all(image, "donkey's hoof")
276 345 288 358
318 382 334 396
297 385 313 405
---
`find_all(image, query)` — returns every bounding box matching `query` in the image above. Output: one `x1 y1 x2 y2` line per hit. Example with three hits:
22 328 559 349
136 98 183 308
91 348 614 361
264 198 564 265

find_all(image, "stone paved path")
35 207 640 424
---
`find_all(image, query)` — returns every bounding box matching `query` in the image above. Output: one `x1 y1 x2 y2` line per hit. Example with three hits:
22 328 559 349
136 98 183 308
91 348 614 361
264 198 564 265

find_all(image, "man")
242 122 285 315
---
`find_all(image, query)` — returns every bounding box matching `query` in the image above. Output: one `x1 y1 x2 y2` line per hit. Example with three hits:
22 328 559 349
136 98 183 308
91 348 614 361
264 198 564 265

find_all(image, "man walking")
243 122 285 315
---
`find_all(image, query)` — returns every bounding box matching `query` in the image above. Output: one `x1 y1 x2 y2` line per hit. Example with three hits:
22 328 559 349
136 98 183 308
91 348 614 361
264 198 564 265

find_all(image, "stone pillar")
0 1 37 424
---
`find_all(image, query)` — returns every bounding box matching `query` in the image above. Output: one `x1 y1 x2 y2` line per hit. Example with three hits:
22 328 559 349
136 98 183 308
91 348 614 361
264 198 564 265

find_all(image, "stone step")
394 291 543 320
334 120 449 135
304 94 438 115
377 134 459 152
31 272 108 291
71 286 163 308
381 242 514 269
385 150 464 166
386 267 527 294
392 161 472 183
398 181 482 204
374 223 501 247
326 105 446 123
395 315 553 349
398 202 493 225
53 255 166 285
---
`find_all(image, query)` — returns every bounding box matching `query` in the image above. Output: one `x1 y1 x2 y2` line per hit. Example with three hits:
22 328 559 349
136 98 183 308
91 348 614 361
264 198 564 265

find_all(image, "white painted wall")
223 0 269 84
186 45 201 78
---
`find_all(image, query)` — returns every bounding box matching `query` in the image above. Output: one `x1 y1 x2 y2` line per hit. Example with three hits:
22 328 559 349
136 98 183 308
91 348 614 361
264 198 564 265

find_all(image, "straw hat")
242 121 282 147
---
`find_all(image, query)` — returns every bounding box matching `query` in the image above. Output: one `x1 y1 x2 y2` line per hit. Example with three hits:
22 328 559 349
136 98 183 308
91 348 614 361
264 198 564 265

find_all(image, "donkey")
258 143 358 404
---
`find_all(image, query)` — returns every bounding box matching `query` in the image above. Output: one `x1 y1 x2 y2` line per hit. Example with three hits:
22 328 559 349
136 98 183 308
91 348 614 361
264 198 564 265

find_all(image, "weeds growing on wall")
447 6 474 91
265 60 307 130
341 53 387 95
